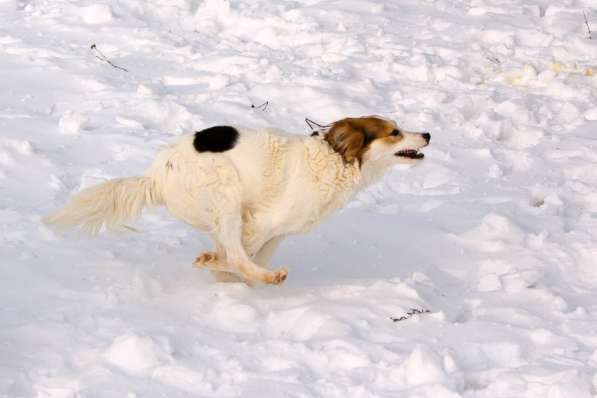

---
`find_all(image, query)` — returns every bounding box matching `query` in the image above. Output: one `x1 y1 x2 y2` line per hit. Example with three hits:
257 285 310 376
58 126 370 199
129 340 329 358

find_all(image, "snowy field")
2 0 597 396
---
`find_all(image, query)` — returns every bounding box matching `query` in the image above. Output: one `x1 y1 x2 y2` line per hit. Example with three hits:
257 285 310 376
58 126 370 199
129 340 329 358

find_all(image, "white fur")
45 125 425 285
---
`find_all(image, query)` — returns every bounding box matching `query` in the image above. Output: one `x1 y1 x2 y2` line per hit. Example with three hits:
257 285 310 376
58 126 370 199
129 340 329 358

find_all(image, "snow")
80 5 114 25
104 332 171 376
1 0 597 397
58 111 89 135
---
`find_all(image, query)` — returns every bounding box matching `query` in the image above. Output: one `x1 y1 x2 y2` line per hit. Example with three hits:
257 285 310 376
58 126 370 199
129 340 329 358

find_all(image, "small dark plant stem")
90 43 129 72
305 118 331 136
251 101 269 111
390 308 431 322
584 11 593 40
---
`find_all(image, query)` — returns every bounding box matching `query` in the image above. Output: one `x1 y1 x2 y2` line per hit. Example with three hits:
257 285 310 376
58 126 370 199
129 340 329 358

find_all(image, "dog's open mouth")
395 149 424 159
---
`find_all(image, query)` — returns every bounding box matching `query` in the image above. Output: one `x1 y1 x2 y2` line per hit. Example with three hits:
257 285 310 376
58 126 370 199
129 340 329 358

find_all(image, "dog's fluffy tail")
44 177 164 234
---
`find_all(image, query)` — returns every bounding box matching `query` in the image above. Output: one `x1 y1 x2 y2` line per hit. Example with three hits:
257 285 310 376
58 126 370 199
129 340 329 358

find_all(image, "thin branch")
305 118 331 136
584 11 593 40
90 43 129 72
486 56 501 65
251 101 269 111
305 117 329 130
390 308 430 322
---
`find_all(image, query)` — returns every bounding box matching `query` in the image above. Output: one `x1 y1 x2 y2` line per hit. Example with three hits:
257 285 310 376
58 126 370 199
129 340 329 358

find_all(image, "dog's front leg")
218 217 288 285
208 235 285 285
195 219 288 285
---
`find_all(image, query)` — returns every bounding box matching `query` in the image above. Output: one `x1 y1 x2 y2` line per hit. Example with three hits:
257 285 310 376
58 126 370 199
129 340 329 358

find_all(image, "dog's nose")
422 133 431 143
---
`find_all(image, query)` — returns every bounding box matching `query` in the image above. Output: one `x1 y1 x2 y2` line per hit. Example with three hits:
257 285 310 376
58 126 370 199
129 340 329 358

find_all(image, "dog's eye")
391 129 402 137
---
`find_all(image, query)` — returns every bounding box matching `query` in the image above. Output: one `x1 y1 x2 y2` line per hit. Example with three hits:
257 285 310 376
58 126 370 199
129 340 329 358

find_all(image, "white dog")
45 116 430 286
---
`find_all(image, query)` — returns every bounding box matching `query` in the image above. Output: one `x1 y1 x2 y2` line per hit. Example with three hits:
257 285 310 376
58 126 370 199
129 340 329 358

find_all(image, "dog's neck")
308 135 393 184
304 137 361 205
303 137 391 215
307 135 391 191
359 158 394 188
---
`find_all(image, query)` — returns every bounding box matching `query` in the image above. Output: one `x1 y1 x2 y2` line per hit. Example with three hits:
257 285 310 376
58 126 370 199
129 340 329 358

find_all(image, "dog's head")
324 116 430 167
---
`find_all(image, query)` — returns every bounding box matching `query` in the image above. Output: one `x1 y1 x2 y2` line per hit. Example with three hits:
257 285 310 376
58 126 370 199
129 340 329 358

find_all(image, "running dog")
45 116 430 285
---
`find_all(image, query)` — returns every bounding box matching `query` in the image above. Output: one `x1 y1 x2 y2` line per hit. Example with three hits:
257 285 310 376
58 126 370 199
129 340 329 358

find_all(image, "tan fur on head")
324 116 399 164
324 121 365 163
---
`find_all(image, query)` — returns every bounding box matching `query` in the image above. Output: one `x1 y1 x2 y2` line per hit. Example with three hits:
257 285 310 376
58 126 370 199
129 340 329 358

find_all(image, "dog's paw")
193 251 218 267
271 267 288 285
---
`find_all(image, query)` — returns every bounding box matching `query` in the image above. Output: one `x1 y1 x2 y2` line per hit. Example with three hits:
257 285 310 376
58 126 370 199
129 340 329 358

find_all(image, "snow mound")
401 345 448 387
104 333 171 376
58 111 89 135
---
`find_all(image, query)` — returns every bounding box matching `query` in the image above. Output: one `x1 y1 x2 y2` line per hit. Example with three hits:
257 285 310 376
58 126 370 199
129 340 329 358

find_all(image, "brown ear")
324 121 365 163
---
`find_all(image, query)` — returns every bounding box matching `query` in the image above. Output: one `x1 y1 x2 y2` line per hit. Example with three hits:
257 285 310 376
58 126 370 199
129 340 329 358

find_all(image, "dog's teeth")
395 148 424 159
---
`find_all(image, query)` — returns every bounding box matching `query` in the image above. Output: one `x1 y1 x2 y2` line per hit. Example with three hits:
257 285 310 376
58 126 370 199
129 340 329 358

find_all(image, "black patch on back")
193 126 239 153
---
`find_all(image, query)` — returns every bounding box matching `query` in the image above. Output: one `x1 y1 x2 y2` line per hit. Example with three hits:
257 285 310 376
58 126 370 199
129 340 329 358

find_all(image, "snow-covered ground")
2 0 597 396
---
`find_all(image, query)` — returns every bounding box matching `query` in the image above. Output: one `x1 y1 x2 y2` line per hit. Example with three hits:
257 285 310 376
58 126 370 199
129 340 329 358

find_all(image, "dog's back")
45 126 359 235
